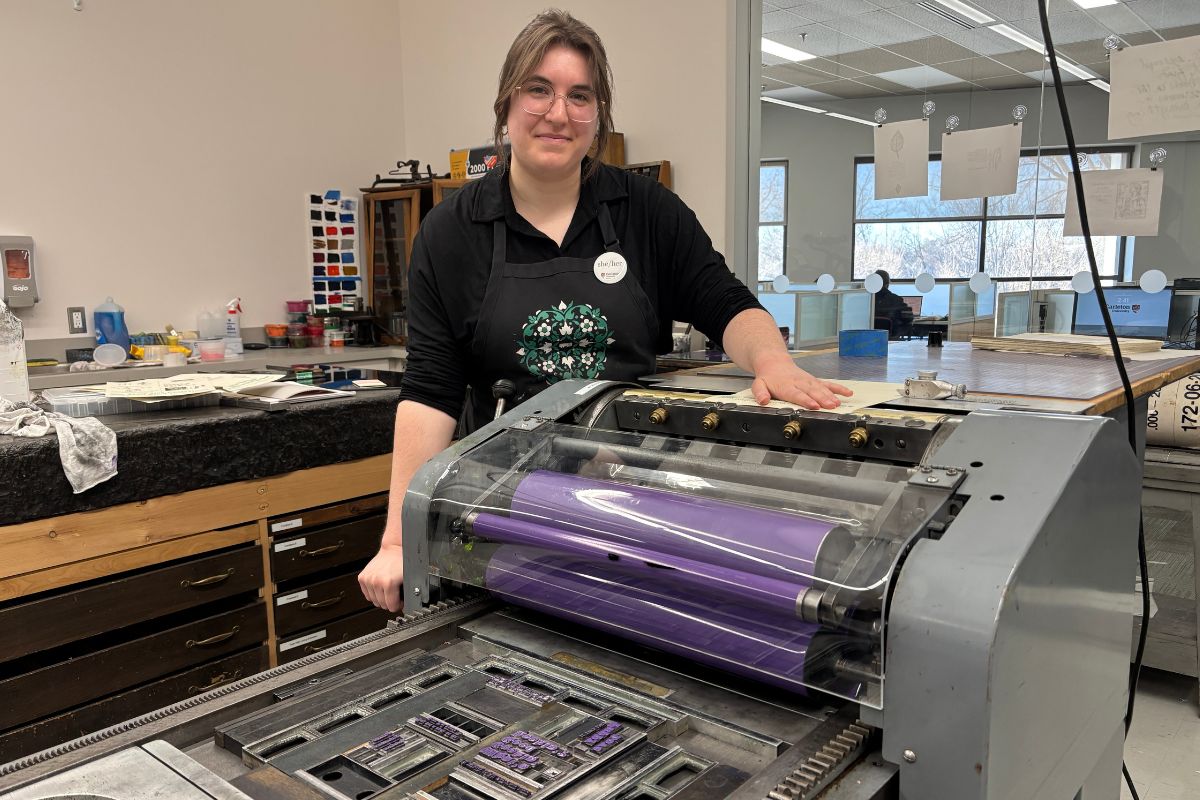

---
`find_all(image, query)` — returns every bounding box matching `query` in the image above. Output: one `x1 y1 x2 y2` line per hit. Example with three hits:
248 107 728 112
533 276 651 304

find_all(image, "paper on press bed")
708 381 904 414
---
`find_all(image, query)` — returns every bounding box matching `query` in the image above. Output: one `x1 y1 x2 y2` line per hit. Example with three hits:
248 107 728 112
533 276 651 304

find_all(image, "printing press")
0 379 1142 800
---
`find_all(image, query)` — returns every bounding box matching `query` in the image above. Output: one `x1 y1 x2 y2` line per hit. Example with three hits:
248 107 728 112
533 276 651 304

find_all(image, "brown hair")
492 9 614 180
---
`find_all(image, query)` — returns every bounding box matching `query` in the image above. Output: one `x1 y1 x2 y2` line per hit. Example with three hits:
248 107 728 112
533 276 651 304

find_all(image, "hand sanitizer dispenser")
1 237 38 308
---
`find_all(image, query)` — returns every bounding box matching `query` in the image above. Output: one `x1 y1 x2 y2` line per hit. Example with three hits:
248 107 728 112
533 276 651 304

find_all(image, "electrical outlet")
67 306 87 334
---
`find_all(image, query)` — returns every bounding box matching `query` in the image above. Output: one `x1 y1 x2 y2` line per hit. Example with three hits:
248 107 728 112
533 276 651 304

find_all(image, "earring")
501 125 508 136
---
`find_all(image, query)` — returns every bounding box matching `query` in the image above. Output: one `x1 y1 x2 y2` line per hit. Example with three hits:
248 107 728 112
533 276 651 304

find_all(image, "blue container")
839 329 888 357
94 296 131 354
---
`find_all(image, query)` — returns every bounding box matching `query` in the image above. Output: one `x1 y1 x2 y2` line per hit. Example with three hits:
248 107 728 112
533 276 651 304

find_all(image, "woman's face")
506 45 599 181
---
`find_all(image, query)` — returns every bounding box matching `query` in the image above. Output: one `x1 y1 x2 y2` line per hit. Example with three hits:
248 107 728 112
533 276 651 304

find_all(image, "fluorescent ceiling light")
1072 0 1119 8
761 97 827 114
1089 79 1111 92
989 23 1045 54
762 37 817 62
931 0 994 24
1049 58 1096 80
825 112 877 127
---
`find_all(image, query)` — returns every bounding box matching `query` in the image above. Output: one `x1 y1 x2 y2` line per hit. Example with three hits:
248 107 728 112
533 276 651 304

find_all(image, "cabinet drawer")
267 494 387 536
0 602 267 732
0 544 262 664
274 571 374 637
276 607 393 664
0 646 268 763
271 516 383 583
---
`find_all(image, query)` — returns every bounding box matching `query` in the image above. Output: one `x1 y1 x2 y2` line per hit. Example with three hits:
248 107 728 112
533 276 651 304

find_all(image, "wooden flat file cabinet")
0 454 393 762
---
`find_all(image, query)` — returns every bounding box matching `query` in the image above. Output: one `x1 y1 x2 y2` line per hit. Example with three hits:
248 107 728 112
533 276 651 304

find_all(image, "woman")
359 10 850 613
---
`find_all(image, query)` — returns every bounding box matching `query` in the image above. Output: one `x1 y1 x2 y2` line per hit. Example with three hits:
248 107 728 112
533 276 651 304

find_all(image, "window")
852 148 1130 284
759 160 787 282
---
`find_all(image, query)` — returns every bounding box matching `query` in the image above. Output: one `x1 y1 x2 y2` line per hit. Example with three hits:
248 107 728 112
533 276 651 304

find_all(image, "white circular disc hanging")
1139 269 1168 294
863 273 884 294
1071 271 1095 294
816 274 836 294
914 272 936 293
771 274 790 293
968 272 992 294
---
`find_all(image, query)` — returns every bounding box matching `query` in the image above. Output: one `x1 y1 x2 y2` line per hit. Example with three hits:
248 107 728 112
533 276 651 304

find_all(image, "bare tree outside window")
852 149 1129 284
759 161 787 282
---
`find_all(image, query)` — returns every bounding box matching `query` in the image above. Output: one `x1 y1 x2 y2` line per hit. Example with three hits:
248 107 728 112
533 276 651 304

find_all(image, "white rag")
0 398 118 493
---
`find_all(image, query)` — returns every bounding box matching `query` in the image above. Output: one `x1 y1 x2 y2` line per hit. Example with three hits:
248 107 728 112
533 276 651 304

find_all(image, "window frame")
759 159 788 282
850 145 1134 286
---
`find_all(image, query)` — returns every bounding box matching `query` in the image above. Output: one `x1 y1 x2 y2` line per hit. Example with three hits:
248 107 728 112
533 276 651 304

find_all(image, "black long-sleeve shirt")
398 161 763 421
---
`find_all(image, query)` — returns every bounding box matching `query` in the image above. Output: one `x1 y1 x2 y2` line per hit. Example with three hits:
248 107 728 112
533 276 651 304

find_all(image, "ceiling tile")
767 27 872 58
768 0 810 8
924 80 982 94
1010 11 1112 44
972 0 1083 22
1125 0 1200 28
822 10 941 47
876 64 967 88
763 62 854 87
805 57 873 79
1162 23 1200 39
1054 39 1111 63
886 3 987 38
832 46 924 73
936 57 1026 80
855 75 921 94
887 36 981 63
1023 69 1088 83
970 74 1044 90
787 0 882 24
763 9 812 34
1086 4 1153 34
990 49 1050 71
804 78 905 98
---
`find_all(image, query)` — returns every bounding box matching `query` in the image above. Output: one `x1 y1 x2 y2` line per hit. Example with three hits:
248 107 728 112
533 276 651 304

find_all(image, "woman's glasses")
516 81 601 123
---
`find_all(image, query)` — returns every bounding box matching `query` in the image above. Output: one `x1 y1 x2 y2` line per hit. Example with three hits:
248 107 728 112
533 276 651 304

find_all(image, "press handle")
188 669 242 694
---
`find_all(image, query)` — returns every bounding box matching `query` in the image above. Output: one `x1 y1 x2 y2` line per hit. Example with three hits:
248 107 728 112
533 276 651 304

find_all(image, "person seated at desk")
872 270 914 339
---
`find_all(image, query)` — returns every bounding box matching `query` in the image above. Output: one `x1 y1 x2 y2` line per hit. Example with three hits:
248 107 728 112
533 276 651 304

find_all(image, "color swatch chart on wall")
309 190 359 313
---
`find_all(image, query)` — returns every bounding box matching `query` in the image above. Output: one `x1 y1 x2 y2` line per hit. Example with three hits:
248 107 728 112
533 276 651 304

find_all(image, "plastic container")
289 334 309 348
195 338 225 361
264 323 288 337
266 335 289 348
93 343 127 367
326 331 346 348
163 352 187 367
0 299 30 405
286 300 310 313
198 310 225 339
94 297 131 354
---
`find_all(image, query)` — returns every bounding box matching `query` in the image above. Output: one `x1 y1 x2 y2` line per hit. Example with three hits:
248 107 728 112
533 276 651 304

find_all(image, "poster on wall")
873 118 930 200
1109 35 1200 140
1063 168 1163 237
940 122 1022 201
308 191 360 314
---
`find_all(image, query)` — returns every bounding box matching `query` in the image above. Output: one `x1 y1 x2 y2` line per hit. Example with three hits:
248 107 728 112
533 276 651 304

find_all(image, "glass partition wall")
752 0 1200 344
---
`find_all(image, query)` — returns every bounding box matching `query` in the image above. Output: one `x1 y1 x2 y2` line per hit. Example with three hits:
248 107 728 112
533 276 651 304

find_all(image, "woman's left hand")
750 354 852 410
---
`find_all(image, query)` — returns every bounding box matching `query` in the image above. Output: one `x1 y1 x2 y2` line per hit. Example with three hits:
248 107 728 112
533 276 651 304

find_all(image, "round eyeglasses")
516 82 601 123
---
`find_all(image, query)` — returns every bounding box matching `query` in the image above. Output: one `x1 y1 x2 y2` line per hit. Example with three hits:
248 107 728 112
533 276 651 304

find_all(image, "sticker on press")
593 252 627 284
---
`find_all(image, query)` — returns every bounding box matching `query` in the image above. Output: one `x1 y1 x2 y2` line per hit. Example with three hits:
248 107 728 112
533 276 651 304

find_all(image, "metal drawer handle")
186 625 240 648
298 540 343 558
181 568 235 589
188 669 243 695
301 591 345 610
303 634 348 654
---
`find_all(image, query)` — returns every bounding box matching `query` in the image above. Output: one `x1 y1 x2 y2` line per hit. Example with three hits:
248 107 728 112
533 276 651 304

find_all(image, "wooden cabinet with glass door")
362 186 430 344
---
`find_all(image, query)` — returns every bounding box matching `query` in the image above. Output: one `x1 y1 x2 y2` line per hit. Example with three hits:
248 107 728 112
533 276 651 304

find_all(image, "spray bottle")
224 297 243 355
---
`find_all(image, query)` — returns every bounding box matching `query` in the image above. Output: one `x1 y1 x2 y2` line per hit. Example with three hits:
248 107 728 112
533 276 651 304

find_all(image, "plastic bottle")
0 299 30 405
93 296 131 354
224 297 243 355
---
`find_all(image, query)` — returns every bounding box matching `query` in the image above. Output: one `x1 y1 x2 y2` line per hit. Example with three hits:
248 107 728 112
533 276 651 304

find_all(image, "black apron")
465 202 657 432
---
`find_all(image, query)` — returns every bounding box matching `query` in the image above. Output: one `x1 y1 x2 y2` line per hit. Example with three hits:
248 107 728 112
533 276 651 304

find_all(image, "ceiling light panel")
761 97 828 113
825 112 877 126
762 37 818 61
930 0 994 25
989 23 1046 53
1071 0 1118 8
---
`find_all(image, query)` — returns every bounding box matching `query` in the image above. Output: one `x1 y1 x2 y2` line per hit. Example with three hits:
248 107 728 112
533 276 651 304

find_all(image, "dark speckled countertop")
0 390 401 526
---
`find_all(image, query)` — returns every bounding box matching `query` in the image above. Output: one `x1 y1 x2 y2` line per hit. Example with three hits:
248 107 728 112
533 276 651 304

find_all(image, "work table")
0 389 402 526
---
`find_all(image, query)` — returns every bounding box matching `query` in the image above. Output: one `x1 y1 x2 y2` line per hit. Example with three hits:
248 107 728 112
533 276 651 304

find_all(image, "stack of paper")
970 333 1162 357
104 373 284 401
229 381 353 404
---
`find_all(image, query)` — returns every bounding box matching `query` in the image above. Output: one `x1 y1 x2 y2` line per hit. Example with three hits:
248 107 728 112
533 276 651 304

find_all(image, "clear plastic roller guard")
423 422 942 708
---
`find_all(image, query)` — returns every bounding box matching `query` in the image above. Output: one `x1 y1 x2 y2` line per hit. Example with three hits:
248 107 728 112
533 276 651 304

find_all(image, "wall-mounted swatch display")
308 190 359 313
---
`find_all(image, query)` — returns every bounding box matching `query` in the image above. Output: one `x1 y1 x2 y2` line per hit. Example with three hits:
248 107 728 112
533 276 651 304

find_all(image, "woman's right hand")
358 543 405 613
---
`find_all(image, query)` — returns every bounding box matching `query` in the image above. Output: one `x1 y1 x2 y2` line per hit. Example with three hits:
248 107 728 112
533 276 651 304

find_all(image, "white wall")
1 0 405 341
395 0 734 253
762 84 1199 283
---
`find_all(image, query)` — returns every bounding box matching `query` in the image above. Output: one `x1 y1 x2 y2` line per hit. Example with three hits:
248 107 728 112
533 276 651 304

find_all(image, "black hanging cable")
1037 4 1151 800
